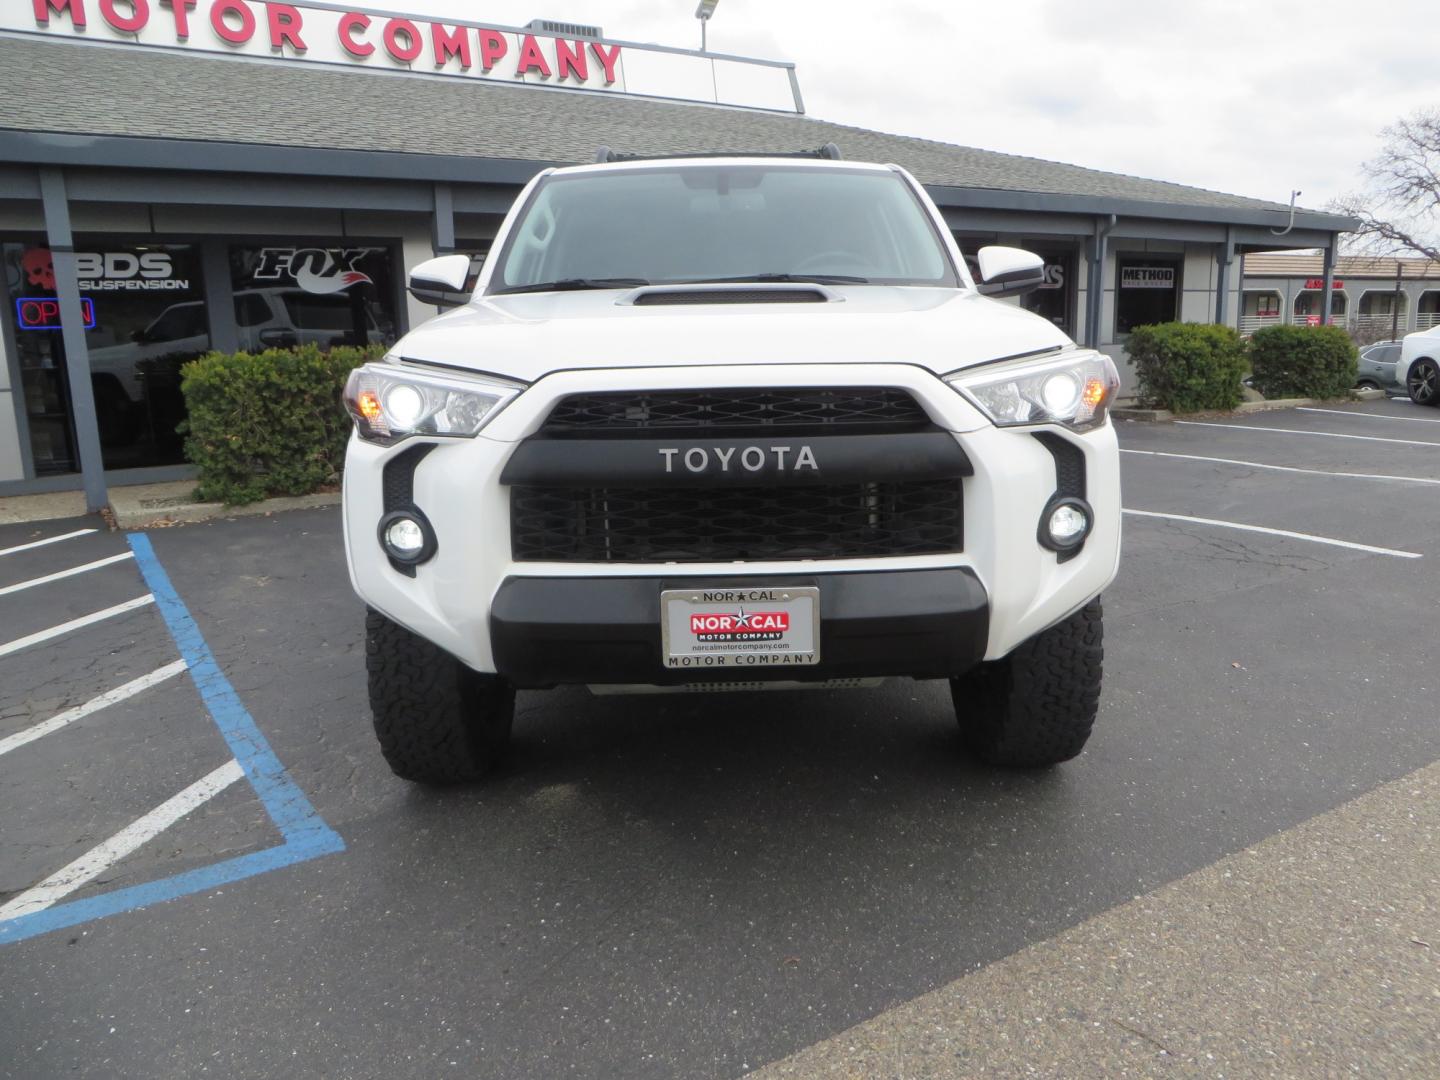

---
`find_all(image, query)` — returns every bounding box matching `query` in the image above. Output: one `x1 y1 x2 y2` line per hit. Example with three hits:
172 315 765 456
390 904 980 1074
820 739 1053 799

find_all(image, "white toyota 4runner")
342 150 1122 784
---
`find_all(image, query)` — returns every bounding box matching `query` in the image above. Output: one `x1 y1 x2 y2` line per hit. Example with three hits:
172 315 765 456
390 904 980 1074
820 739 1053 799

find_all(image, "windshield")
488 165 960 293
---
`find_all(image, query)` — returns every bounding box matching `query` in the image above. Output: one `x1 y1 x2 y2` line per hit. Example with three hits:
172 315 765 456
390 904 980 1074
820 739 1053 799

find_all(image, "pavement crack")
1110 1017 1173 1056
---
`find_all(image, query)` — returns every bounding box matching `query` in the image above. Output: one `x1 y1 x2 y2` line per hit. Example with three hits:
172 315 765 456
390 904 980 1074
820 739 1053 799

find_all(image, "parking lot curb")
111 489 342 530
1111 407 1174 422
1233 398 1315 413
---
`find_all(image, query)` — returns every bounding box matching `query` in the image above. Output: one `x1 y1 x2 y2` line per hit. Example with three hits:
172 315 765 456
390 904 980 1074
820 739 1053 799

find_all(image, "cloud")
405 0 1440 206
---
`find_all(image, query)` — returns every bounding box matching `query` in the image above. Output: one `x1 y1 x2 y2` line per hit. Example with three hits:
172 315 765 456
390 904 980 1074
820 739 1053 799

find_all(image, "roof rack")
592 143 842 164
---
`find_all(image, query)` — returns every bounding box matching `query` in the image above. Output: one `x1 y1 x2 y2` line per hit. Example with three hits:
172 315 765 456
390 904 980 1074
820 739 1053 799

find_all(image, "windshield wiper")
686 272 871 285
495 277 651 295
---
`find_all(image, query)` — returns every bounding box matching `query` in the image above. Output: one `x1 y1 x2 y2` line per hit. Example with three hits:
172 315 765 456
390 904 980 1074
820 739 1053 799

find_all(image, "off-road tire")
365 608 515 784
951 598 1103 767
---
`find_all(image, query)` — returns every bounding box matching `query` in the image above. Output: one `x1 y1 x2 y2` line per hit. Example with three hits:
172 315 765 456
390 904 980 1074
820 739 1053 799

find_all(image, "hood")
392 286 1074 382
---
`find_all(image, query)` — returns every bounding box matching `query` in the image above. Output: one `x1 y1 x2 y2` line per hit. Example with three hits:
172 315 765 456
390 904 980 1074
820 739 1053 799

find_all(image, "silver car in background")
1355 341 1404 393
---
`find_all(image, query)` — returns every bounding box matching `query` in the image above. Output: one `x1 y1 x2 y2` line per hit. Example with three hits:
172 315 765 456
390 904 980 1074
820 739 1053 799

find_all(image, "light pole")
696 0 719 51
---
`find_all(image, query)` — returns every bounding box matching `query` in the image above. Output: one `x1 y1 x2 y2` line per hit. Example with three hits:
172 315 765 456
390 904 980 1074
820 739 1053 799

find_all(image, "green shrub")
1248 325 1358 400
1123 323 1249 413
180 344 383 505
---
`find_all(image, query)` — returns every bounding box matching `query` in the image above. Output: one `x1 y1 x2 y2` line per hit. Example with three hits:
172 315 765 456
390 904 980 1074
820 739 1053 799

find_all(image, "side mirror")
407 254 472 308
975 246 1046 298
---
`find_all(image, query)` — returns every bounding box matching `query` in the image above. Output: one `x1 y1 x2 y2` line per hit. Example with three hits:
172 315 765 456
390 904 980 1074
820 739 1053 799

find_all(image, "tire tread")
952 598 1103 767
365 608 513 784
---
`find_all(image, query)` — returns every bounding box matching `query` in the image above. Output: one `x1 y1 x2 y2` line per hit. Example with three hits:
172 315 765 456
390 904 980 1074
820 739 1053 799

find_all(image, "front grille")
511 480 963 563
539 388 931 436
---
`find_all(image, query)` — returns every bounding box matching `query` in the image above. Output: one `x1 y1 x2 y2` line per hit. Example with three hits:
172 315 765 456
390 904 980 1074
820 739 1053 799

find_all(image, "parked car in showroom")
1399 326 1440 405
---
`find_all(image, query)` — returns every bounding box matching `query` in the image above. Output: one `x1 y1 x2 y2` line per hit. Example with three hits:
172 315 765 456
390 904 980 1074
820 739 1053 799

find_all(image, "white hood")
393 286 1074 382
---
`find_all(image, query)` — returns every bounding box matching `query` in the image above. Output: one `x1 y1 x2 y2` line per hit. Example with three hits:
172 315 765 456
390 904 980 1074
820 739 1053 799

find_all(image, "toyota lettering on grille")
658 445 819 474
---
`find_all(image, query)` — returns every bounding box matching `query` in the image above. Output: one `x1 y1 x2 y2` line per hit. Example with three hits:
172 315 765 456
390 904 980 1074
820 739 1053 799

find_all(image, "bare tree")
1333 109 1440 261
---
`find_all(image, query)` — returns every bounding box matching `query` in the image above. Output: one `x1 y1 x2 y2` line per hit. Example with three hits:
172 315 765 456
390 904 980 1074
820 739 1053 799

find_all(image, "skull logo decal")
22 247 55 291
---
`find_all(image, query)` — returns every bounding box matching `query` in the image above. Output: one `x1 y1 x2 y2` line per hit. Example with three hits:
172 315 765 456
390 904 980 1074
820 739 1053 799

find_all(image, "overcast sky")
400 0 1440 213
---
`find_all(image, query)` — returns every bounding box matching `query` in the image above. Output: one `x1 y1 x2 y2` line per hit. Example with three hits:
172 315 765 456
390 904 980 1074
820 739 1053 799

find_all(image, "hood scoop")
622 282 838 307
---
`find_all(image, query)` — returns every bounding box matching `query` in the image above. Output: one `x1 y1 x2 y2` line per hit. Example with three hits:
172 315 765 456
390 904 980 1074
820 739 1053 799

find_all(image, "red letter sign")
32 0 87 28
265 2 305 50
99 0 147 32
338 11 372 56
382 17 421 63
431 23 470 69
590 42 621 84
210 0 255 44
554 38 588 82
477 27 506 71
160 0 194 38
515 34 551 77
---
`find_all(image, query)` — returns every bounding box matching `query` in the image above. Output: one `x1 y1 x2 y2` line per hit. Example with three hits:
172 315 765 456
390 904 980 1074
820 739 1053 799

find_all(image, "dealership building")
0 1 1357 507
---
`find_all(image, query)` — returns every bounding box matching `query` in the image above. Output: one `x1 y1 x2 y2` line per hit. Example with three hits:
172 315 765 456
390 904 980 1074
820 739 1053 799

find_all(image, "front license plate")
661 586 820 670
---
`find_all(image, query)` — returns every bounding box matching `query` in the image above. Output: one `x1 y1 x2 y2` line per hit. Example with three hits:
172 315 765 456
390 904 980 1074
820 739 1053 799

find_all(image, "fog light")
385 516 425 555
1038 497 1092 553
378 509 437 566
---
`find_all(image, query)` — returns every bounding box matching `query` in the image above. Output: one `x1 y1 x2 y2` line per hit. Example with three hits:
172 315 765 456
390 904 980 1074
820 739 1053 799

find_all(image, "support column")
1321 238 1337 330
1084 216 1113 349
432 183 455 255
1215 227 1235 326
201 240 239 354
39 168 108 513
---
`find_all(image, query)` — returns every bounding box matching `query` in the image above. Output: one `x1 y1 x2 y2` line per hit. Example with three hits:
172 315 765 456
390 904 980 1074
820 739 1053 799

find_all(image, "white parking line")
0 551 135 598
0 759 245 921
1122 509 1424 559
1174 420 1440 448
0 595 155 660
0 529 97 558
1120 449 1440 486
1297 406 1440 425
0 659 189 758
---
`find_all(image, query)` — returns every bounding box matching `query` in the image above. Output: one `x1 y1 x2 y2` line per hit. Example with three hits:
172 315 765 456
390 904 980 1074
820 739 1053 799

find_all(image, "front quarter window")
489 165 958 293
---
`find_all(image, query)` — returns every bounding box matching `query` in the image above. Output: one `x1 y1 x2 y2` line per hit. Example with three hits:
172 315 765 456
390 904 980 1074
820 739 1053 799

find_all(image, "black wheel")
1355 379 1380 391
1407 358 1440 406
951 598 1103 767
365 608 514 784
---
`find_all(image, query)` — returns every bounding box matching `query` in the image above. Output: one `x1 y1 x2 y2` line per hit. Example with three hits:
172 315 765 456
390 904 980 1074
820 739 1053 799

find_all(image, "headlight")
343 361 523 443
945 350 1121 430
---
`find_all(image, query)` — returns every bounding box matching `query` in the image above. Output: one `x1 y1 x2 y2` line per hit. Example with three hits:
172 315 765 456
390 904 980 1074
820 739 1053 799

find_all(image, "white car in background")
1399 326 1440 405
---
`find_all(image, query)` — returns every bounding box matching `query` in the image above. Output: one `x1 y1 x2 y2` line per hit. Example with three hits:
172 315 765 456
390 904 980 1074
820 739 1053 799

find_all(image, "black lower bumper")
489 568 989 688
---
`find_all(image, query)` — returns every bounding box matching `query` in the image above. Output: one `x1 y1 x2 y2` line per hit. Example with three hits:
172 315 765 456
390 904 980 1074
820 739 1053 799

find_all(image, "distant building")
1241 253 1440 343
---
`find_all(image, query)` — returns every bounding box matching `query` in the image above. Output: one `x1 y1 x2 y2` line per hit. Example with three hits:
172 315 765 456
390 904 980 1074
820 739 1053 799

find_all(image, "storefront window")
1115 258 1181 336
1021 248 1075 335
228 244 398 351
3 240 206 473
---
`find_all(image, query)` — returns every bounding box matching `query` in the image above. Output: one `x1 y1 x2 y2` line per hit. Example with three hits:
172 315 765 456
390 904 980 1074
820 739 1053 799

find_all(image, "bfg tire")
365 608 515 784
951 598 1103 767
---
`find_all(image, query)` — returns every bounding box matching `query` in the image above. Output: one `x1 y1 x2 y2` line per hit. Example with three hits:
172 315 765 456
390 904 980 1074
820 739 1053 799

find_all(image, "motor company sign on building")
4 0 801 110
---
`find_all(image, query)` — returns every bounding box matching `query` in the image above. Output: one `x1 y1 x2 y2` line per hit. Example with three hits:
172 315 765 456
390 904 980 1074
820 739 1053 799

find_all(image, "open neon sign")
15 297 96 330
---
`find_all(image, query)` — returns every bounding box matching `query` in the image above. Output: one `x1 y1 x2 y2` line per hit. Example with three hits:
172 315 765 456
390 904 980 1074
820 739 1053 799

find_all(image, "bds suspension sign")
15 0 624 91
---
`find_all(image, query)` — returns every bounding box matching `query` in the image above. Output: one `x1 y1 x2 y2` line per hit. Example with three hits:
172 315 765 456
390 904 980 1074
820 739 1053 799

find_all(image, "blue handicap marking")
0 532 345 946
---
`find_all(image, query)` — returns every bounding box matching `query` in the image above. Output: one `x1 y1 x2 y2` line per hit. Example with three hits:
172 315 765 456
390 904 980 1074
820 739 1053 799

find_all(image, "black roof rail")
592 143 842 164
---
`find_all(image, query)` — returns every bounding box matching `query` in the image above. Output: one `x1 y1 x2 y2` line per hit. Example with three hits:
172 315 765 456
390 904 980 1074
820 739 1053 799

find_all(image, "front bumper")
489 568 988 688
342 363 1122 678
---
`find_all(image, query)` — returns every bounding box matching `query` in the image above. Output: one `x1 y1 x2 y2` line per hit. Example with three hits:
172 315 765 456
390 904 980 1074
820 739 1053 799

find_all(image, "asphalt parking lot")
2 396 1438 1078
